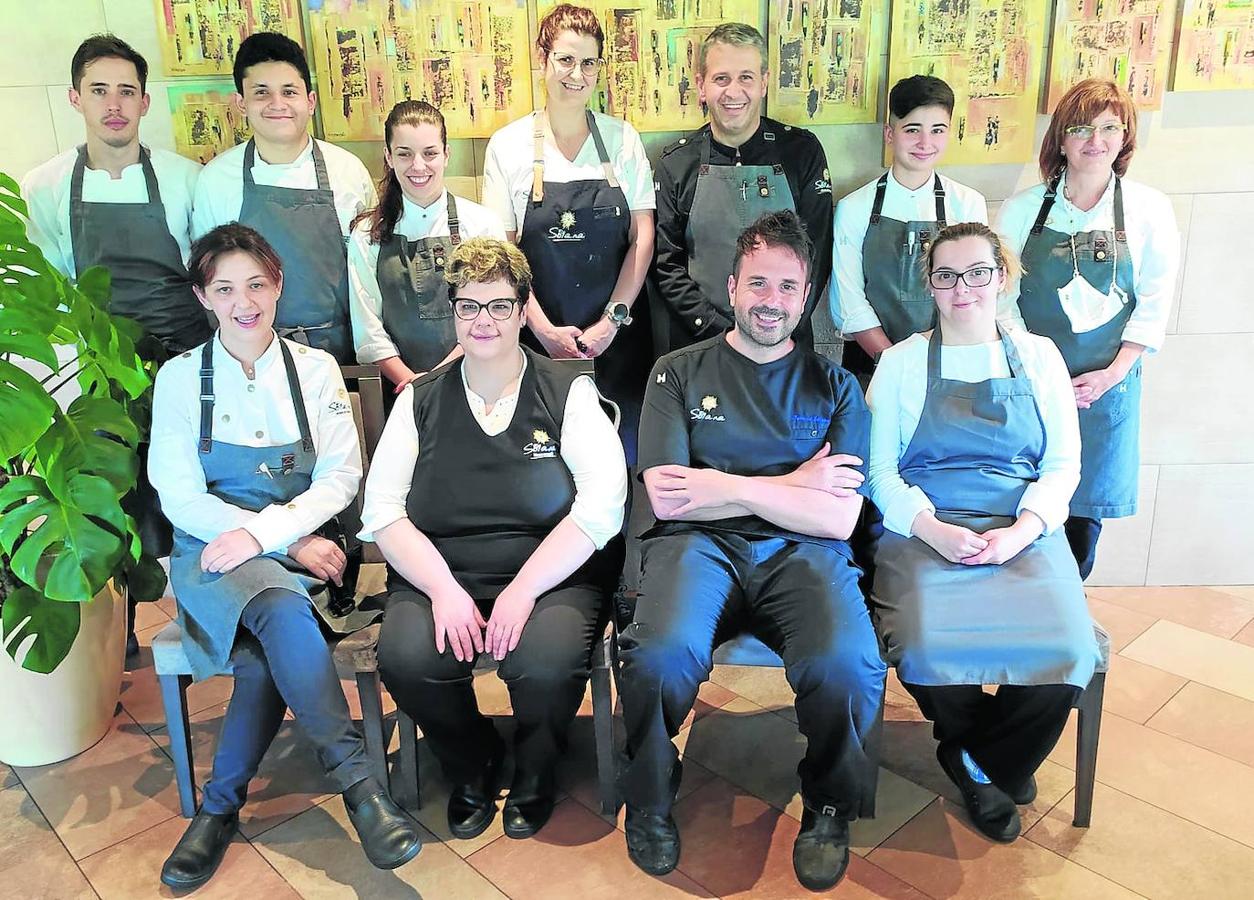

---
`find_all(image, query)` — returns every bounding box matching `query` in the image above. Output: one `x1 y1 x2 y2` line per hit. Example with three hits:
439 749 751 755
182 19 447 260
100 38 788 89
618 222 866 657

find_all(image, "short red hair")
1040 79 1138 184
536 4 604 56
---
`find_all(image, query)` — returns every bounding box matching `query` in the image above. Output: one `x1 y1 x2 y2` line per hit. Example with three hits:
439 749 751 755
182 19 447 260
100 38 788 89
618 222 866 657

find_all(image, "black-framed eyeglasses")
929 266 997 290
451 297 521 320
549 52 604 76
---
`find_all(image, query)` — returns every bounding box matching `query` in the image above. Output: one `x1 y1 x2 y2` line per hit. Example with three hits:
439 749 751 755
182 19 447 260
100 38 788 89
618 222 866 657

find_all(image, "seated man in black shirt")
619 210 885 892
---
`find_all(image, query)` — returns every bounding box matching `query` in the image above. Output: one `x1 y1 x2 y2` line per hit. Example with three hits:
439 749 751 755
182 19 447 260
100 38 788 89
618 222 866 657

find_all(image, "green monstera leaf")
0 585 81 674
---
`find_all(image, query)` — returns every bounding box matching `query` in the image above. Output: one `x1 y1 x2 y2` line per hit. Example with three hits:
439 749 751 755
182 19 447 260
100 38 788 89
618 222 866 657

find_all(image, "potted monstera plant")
0 171 163 765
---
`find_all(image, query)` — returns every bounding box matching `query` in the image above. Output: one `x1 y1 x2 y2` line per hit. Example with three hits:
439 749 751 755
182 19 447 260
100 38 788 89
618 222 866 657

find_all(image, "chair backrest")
551 357 620 429
339 365 387 565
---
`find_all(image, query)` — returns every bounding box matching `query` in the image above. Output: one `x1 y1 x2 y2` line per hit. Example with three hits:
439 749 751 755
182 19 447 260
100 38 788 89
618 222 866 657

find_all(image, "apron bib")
375 193 460 373
168 338 372 680
238 140 353 364
1019 176 1140 518
872 327 1100 688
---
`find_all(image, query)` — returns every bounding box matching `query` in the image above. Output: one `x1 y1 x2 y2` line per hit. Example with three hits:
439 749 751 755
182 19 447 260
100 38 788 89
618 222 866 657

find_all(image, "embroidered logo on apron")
547 209 586 242
523 428 559 459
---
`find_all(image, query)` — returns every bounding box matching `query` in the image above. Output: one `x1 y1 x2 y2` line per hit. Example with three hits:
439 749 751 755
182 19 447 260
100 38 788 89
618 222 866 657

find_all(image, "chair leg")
1073 671 1106 827
591 632 620 816
158 673 197 818
355 670 389 791
396 707 421 812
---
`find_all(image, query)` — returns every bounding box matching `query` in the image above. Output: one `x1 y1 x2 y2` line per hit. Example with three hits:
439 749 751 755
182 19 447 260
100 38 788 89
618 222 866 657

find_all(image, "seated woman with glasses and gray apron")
866 223 1102 847
362 238 627 844
348 100 505 395
996 79 1179 581
149 224 420 890
481 3 655 463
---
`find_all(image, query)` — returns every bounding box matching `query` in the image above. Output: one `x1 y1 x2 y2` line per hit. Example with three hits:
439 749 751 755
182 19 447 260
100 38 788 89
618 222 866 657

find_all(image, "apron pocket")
1086 365 1140 429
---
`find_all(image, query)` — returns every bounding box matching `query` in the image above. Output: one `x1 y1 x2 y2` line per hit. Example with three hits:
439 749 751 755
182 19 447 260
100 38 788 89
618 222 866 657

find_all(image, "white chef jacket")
995 172 1179 353
348 190 506 364
829 169 989 334
149 334 362 554
359 351 627 549
867 329 1081 538
21 144 201 277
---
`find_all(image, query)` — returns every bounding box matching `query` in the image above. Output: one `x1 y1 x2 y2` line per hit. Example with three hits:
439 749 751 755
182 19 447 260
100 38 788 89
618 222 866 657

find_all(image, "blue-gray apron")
238 139 354 364
375 192 460 373
871 327 1100 688
842 172 946 381
168 338 368 681
1018 176 1140 519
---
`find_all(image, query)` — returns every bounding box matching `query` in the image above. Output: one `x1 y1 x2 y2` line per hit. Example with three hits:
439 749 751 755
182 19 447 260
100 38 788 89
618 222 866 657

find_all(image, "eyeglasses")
451 297 520 320
1063 122 1127 141
549 52 604 76
929 266 997 290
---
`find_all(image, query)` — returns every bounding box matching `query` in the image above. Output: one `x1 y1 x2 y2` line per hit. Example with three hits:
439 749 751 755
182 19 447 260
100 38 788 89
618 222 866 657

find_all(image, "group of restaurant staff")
19 4 1178 893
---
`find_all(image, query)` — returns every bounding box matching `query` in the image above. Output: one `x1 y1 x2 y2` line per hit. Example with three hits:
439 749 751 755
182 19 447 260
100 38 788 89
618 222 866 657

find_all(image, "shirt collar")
398 190 449 231
253 136 314 169
459 348 527 411
1056 169 1116 215
213 330 281 376
887 167 937 196
709 117 767 159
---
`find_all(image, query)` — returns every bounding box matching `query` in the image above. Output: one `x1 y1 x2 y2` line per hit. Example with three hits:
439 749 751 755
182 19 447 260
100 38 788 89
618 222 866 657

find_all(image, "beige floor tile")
1086 594 1159 653
672 777 928 898
1216 586 1254 602
1 763 17 789
869 799 1140 899
254 800 499 898
77 814 297 899
1101 653 1187 724
1122 620 1254 702
465 798 714 898
0 785 96 899
1018 760 1082 834
878 715 959 804
1148 681 1254 768
13 712 181 860
154 597 177 619
132 600 172 633
1027 782 1254 900
1089 586 1254 639
405 732 509 857
119 643 235 734
708 664 796 716
1233 619 1254 648
847 768 936 856
1047 709 1254 848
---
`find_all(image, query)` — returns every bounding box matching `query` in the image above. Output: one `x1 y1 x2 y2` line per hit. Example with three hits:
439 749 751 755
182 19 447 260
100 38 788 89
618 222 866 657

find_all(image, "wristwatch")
604 301 633 327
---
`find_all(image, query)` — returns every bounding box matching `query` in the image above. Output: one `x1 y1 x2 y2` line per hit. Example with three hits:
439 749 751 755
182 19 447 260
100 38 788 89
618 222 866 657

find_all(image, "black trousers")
1064 516 1103 581
618 530 886 818
377 583 604 793
904 681 1081 791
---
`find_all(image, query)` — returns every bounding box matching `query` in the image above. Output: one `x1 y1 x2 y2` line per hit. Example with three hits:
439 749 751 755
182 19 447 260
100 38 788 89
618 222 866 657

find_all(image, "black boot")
343 779 422 870
159 810 238 889
502 769 556 839
1007 774 1037 805
625 807 680 876
447 743 504 840
936 742 1021 842
792 806 850 891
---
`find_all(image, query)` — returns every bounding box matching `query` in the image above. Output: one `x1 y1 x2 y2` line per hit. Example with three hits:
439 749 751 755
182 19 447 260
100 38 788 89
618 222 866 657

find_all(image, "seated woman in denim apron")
148 224 421 889
866 223 1102 844
996 79 1179 580
361 238 627 842
348 100 505 395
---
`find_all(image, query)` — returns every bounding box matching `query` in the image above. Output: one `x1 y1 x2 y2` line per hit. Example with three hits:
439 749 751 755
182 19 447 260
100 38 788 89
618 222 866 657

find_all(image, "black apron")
238 139 353 364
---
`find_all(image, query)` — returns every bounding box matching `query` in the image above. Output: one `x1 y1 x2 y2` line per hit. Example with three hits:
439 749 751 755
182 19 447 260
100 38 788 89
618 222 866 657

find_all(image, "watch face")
609 302 629 322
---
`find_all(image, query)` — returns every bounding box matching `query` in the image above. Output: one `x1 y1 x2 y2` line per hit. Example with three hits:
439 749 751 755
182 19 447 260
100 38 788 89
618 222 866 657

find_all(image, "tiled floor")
5 585 1254 899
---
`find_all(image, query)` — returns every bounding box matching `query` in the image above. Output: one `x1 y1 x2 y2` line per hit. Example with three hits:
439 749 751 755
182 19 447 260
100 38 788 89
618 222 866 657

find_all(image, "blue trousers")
618 530 886 818
201 588 373 814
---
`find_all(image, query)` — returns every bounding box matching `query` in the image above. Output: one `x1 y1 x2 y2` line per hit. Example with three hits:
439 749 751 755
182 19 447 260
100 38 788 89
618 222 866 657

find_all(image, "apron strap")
198 340 215 453
698 128 713 171
1112 176 1126 243
869 172 888 225
446 192 461 246
243 139 329 192
1029 176 1060 235
278 340 315 453
585 109 621 189
69 145 89 203
933 173 947 230
242 139 258 187
998 324 1029 380
924 326 943 389
530 110 621 204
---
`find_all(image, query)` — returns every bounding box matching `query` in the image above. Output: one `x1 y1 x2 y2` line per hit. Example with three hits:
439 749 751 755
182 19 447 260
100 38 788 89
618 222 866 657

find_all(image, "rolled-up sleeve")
559 376 627 548
357 384 421 541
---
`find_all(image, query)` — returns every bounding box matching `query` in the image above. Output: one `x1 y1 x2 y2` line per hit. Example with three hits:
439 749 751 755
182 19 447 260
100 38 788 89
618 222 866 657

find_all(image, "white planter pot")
0 581 126 767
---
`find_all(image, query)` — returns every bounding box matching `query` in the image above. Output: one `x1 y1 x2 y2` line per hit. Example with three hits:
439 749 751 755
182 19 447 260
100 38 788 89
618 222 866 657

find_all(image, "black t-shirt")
637 336 869 554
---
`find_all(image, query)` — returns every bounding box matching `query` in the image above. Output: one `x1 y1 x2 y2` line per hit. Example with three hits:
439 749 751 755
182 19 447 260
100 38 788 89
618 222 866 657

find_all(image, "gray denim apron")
238 139 353 364
1018 176 1140 518
168 338 368 680
375 193 460 373
872 327 1100 688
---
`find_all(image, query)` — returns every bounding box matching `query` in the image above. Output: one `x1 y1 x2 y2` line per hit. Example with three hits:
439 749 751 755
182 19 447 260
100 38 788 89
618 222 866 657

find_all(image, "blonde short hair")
444 237 533 302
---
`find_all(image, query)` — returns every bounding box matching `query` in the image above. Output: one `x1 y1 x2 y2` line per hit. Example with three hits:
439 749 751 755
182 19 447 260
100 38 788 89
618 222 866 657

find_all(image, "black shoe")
936 742 1021 843
447 744 504 840
1007 774 1037 805
344 787 422 870
160 810 238 889
625 807 680 876
792 806 851 892
125 631 139 659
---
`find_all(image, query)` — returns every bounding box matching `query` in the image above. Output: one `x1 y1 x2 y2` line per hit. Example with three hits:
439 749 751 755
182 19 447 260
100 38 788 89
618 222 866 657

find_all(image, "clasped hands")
200 529 347 586
430 583 536 663
912 513 1043 566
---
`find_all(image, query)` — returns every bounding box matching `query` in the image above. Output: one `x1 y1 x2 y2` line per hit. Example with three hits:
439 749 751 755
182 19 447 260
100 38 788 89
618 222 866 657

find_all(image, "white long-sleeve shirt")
149 334 362 554
21 144 201 277
867 330 1081 537
348 190 505 364
829 170 988 335
995 173 1179 352
359 351 627 549
191 137 375 239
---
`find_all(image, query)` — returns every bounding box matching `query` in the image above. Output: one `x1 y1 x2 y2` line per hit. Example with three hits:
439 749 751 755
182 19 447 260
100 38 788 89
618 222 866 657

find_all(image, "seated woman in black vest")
363 237 628 840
